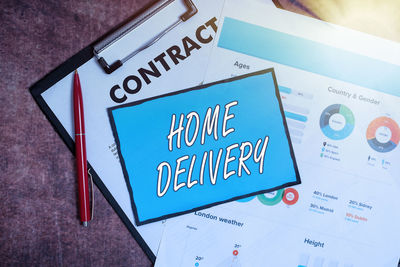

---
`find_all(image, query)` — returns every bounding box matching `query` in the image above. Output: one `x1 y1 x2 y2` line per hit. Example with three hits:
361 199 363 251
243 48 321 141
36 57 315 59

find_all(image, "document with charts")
155 0 400 266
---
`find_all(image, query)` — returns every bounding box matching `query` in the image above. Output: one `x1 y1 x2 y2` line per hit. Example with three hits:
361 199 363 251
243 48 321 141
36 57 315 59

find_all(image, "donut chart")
238 188 300 206
366 117 399 153
320 104 355 140
282 188 299 205
257 189 284 206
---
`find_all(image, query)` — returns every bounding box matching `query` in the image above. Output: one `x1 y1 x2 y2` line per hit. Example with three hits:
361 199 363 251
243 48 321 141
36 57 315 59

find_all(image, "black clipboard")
29 0 198 263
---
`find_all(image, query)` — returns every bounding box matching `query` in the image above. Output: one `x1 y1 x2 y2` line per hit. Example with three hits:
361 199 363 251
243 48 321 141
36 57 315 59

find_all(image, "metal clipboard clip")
93 0 198 74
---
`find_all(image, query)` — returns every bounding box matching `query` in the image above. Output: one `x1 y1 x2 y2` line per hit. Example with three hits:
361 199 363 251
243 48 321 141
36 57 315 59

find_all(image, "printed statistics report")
155 0 400 266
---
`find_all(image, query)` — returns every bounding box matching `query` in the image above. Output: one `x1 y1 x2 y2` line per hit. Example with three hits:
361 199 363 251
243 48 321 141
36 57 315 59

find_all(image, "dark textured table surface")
0 0 155 266
1 0 398 266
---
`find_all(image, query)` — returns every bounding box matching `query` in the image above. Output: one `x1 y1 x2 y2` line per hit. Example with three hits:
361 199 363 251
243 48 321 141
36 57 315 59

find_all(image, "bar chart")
279 85 312 145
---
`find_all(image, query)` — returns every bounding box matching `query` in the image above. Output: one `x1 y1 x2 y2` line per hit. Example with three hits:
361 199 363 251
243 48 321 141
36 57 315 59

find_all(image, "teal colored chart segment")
257 189 284 206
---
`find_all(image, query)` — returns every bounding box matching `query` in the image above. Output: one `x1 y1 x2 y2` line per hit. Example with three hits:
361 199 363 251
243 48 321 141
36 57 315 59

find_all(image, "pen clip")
88 168 94 221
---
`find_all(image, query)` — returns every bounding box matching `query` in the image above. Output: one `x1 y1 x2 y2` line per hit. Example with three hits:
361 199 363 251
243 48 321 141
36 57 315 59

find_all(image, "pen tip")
75 69 78 74
83 221 89 227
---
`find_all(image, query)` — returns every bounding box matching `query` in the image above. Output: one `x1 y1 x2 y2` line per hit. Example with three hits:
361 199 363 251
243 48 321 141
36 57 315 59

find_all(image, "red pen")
73 70 91 226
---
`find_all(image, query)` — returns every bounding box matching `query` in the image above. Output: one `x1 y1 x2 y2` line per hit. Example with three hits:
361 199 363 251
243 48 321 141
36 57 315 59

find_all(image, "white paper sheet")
155 0 400 266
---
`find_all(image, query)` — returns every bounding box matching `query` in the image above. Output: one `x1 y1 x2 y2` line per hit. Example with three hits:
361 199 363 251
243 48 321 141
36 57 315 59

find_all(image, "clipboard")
29 0 225 262
94 0 197 74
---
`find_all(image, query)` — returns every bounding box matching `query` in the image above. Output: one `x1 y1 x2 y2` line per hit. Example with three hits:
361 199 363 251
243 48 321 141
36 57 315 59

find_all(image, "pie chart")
366 117 399 153
320 104 355 140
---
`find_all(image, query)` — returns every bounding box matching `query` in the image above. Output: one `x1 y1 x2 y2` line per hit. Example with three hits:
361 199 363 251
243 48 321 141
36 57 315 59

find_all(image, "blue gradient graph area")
285 111 308 122
218 17 400 98
279 86 292 94
319 104 355 140
109 70 300 224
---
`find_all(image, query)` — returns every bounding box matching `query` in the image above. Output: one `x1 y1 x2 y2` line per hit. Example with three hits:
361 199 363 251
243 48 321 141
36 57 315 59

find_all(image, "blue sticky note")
109 69 300 225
